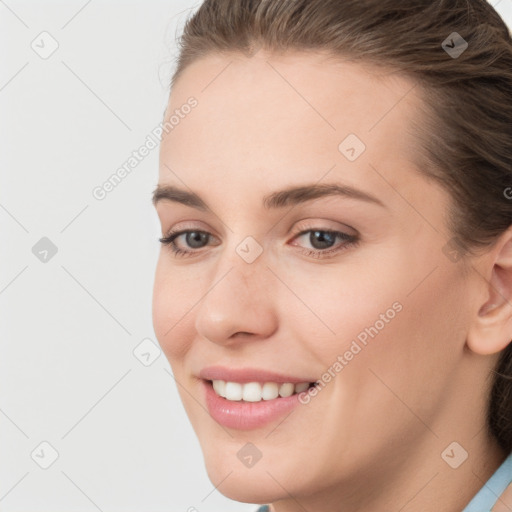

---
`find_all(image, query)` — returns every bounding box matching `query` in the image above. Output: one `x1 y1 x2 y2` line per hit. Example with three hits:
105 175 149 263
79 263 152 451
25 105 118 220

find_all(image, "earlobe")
467 227 512 356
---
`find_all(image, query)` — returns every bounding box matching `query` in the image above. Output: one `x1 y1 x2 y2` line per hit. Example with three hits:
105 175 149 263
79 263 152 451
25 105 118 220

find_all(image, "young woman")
151 1 512 510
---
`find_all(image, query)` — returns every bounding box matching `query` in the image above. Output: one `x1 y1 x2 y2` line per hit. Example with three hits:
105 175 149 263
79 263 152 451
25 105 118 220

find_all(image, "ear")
467 225 512 356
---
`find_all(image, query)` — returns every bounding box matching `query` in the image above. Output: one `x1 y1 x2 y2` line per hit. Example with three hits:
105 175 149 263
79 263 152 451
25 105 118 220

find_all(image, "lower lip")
203 380 303 430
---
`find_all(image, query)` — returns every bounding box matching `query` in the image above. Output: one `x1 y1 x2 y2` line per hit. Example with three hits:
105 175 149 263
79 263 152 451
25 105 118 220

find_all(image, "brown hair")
169 0 512 454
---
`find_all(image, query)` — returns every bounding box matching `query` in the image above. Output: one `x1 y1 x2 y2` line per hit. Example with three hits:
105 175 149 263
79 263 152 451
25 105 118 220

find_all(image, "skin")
152 50 512 512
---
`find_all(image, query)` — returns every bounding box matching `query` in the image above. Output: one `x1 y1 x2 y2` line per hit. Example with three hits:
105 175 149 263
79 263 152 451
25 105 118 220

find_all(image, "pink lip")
202 379 304 430
198 365 315 384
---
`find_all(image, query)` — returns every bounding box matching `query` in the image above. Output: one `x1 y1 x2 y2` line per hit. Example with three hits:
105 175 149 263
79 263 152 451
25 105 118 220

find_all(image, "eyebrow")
152 182 385 211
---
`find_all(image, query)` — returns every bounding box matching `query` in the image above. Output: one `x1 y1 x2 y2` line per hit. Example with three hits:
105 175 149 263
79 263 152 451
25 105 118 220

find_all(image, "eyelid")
161 220 214 236
292 219 358 237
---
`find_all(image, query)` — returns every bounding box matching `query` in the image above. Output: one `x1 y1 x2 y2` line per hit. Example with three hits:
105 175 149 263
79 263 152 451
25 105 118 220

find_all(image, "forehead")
159 50 424 197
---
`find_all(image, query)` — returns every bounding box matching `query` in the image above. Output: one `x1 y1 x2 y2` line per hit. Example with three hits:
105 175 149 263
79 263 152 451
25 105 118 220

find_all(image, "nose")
194 252 279 346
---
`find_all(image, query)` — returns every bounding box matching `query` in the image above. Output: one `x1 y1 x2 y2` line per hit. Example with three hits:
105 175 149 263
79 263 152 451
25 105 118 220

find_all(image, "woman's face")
152 51 482 504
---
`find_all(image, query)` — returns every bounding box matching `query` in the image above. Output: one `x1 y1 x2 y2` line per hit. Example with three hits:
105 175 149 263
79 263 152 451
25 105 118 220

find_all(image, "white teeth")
211 380 311 401
225 382 243 401
278 383 295 397
242 382 262 402
261 382 279 400
212 379 226 398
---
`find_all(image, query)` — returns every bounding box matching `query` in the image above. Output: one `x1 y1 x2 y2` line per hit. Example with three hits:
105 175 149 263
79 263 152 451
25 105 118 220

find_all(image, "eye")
290 228 358 259
159 229 214 257
158 226 359 259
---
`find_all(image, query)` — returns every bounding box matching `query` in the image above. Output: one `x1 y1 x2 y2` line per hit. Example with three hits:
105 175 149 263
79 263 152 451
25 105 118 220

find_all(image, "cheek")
152 257 196 362
286 248 470 412
273 260 470 480
276 259 404 365
341 261 470 429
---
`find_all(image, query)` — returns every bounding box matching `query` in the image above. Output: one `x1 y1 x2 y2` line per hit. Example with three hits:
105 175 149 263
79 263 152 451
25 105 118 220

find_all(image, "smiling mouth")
207 379 317 402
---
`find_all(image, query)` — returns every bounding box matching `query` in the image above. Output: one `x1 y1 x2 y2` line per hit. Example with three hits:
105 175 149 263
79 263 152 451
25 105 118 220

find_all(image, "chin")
205 466 285 504
200 447 295 504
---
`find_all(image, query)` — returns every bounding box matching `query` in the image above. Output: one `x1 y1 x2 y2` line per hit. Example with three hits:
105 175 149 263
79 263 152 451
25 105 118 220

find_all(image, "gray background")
1 0 511 510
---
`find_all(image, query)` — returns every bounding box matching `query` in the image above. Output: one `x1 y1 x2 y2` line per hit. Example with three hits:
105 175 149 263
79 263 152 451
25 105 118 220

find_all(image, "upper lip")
199 366 315 384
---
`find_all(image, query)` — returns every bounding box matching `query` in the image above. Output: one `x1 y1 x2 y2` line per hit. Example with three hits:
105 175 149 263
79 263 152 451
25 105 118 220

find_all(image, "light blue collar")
462 451 512 511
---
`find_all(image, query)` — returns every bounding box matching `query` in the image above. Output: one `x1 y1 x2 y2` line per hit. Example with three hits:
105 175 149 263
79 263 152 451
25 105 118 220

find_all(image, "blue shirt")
253 452 512 512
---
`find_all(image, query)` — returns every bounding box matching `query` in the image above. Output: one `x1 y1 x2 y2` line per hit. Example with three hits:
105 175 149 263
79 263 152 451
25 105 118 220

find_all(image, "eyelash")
158 225 359 260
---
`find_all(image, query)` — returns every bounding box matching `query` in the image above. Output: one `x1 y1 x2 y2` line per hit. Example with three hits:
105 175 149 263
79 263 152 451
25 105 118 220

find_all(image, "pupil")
310 230 335 249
